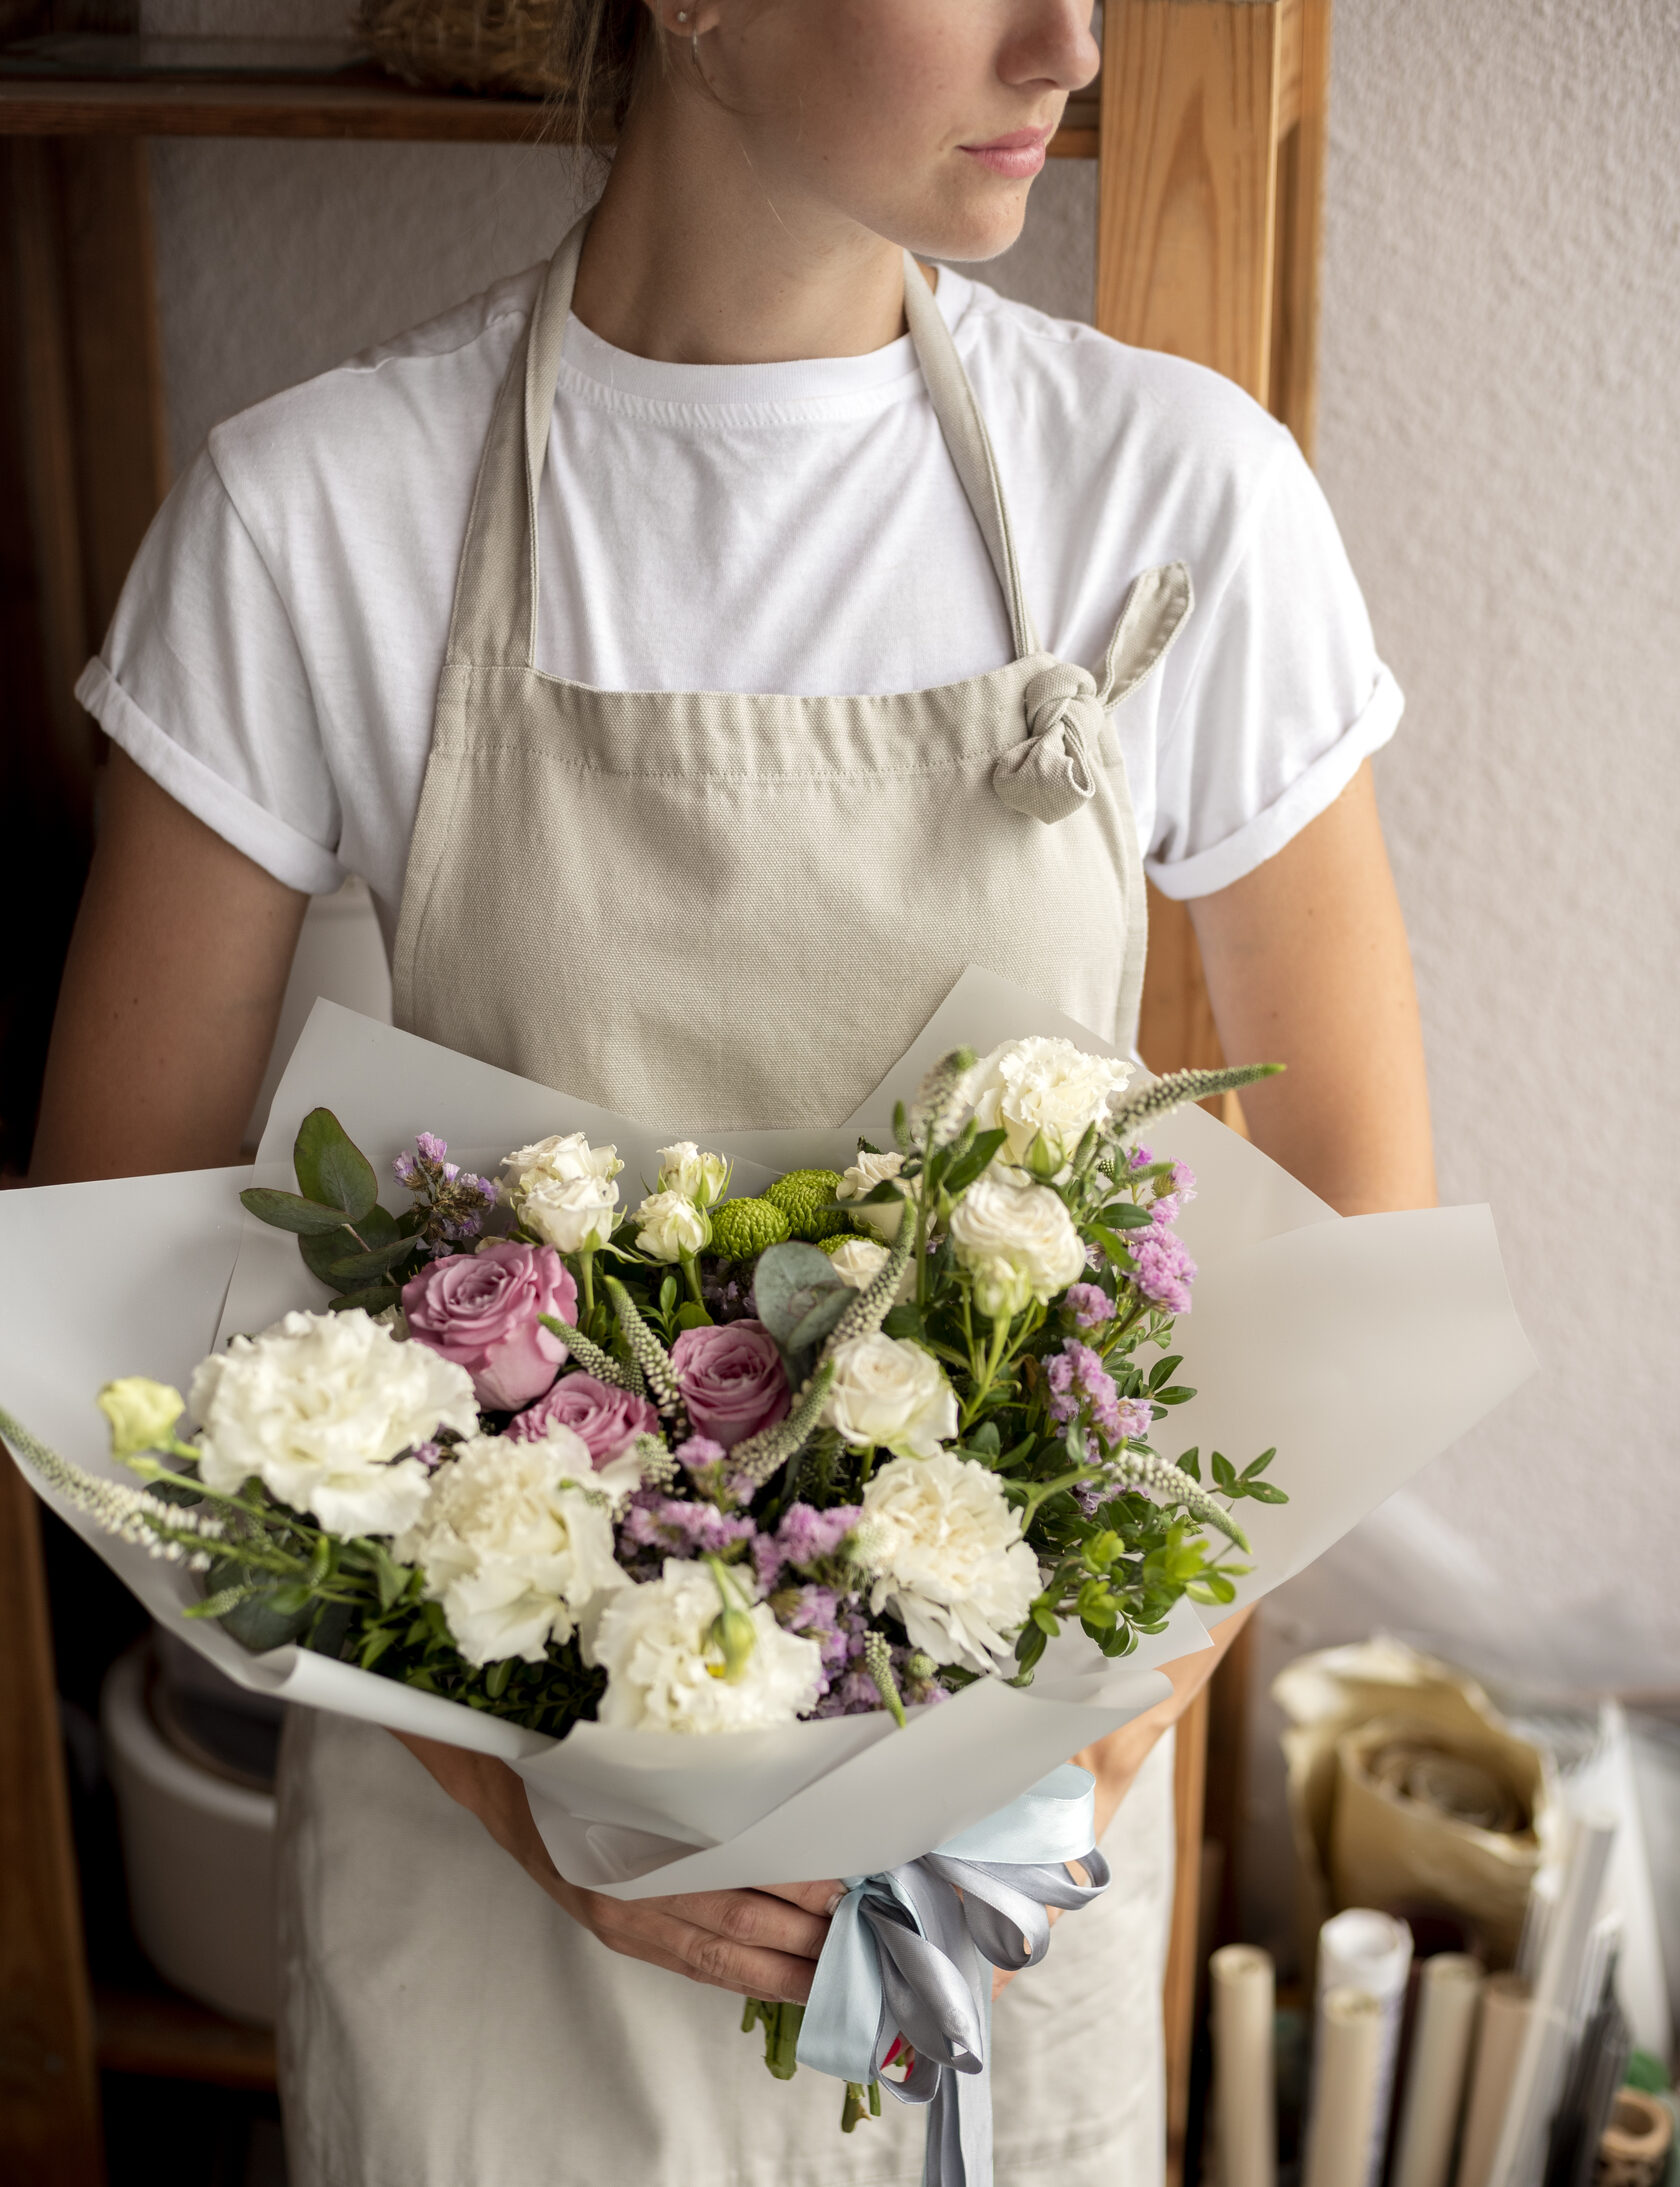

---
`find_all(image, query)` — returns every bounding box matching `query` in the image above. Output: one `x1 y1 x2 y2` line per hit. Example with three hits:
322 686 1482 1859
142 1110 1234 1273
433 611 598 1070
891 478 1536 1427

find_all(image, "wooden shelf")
0 36 1097 151
94 1983 276 2092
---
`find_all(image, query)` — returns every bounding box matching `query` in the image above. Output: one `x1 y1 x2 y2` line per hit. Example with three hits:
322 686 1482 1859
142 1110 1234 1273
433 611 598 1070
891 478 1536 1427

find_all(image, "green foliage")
752 1242 853 1361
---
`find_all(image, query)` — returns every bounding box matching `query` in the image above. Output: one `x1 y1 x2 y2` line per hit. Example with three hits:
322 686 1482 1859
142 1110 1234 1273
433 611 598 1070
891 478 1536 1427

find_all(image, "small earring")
675 9 688 18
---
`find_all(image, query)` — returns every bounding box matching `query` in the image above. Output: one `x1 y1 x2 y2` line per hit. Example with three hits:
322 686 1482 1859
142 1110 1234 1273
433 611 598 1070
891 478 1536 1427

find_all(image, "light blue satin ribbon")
796 1764 1111 2187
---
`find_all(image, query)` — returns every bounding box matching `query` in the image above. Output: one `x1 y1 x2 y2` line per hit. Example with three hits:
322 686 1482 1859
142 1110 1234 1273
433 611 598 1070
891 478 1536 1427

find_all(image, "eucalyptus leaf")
1242 1481 1289 1504
293 1107 379 1223
328 1284 402 1317
240 1187 363 1237
325 1234 422 1285
752 1242 851 1353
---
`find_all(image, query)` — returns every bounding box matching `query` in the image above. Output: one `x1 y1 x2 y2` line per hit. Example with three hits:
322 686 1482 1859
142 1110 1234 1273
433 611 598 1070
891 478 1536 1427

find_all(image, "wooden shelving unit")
0 8 1331 2181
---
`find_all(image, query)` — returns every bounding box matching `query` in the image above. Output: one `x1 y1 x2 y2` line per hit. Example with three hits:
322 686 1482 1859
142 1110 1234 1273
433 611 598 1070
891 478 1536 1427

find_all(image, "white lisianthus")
634 1188 711 1263
656 1141 731 1208
856 1450 1041 1672
190 1309 476 1537
948 1170 1087 1320
98 1376 186 1460
520 1173 620 1254
393 1427 626 1666
591 1559 823 1731
969 1036 1133 1176
503 1132 622 1195
836 1149 917 1242
823 1332 957 1460
825 1237 915 1304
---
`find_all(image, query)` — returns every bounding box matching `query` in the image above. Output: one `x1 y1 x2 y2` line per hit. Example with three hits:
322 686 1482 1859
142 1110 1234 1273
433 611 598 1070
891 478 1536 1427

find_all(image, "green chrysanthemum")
709 1196 792 1262
765 1168 850 1242
817 1232 867 1257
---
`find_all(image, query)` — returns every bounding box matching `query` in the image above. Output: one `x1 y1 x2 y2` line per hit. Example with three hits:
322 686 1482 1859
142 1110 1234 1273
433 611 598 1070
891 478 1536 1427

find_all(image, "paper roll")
1211 1944 1277 2187
1317 1909 1413 2187
1454 1972 1531 2187
1389 1954 1484 2187
1304 1988 1387 2187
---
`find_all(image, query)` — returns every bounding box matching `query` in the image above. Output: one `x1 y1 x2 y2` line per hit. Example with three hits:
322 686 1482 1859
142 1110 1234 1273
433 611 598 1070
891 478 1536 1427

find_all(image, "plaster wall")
136 6 1678 1698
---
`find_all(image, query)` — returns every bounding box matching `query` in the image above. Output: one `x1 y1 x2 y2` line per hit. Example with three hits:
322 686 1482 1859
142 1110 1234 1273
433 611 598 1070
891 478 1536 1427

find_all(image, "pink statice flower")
1128 1144 1154 1171
753 1502 864 1593
1064 1283 1114 1329
1046 1340 1125 1441
1128 1231 1197 1315
1151 1160 1199 1228
620 1495 757 1561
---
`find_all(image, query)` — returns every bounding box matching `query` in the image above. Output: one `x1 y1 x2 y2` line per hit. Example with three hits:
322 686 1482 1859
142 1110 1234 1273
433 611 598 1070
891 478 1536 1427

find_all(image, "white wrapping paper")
1 968 1535 1898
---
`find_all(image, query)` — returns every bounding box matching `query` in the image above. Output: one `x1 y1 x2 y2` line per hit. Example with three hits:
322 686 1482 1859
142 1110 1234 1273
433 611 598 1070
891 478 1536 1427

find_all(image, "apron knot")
992 663 1106 826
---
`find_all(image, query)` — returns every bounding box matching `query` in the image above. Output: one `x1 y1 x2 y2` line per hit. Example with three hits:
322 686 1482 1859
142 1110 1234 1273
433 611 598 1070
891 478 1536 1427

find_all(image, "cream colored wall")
140 7 1677 1699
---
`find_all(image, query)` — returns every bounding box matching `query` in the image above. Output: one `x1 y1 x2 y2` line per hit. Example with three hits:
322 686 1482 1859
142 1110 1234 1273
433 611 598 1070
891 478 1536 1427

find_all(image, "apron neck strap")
447 214 1040 668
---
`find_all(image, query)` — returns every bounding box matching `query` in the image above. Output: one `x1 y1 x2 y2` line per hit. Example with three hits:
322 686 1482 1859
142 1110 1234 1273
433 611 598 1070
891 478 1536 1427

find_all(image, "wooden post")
1095 5 1333 2176
0 1459 104 2186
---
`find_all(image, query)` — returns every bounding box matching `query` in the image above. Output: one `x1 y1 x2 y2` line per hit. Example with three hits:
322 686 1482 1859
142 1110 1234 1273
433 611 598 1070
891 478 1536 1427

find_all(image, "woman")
34 1 1436 2181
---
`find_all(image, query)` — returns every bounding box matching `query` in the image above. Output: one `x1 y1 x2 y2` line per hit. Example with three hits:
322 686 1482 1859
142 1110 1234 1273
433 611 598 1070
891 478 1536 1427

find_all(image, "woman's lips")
959 128 1051 180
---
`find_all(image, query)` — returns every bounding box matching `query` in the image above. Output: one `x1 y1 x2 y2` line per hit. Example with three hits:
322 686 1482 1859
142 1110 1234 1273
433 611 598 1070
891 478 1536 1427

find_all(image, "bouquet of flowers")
0 973 1534 2186
12 1038 1278 1733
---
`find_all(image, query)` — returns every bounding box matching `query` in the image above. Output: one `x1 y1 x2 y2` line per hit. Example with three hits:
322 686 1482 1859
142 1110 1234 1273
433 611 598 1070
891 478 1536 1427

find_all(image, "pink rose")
509 1372 659 1468
670 1320 789 1449
402 1241 577 1413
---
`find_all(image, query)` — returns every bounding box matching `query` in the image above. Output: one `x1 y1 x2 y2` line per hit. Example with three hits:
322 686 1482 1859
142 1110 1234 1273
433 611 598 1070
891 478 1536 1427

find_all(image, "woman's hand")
392 1730 841 2004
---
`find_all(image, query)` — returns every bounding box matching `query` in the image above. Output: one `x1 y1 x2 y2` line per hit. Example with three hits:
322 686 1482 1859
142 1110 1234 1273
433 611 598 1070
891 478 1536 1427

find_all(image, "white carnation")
825 1237 914 1303
190 1309 476 1537
591 1559 823 1732
969 1036 1132 1175
520 1172 620 1254
503 1132 622 1193
948 1169 1087 1320
633 1188 711 1263
836 1149 917 1242
656 1141 731 1208
393 1427 625 1667
824 1332 956 1460
856 1450 1041 1672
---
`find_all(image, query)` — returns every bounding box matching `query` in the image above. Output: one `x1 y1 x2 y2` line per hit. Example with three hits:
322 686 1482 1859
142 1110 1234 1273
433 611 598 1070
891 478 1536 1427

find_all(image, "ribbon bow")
990 664 1107 826
796 1764 1111 2187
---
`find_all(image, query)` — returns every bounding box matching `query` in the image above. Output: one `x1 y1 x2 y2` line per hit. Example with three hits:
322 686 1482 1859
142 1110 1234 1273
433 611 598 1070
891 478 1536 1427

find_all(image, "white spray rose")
856 1450 1041 1672
591 1559 824 1732
969 1036 1132 1176
633 1188 711 1263
503 1132 622 1194
393 1427 626 1667
520 1173 620 1254
836 1149 917 1242
948 1169 1087 1320
656 1141 731 1208
823 1332 957 1460
190 1309 476 1537
825 1237 915 1303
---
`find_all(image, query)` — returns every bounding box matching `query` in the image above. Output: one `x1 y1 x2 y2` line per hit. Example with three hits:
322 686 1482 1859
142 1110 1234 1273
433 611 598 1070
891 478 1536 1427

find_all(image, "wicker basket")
356 0 572 100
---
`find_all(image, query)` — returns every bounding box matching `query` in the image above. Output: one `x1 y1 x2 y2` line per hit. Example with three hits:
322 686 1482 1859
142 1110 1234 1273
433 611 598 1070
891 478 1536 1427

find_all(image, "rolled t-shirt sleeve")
1145 437 1403 901
75 447 345 897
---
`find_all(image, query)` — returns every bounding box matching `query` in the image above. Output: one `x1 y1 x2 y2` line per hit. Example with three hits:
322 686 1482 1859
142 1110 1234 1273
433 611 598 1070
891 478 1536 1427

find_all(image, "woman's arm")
1190 760 1436 1215
32 748 309 1182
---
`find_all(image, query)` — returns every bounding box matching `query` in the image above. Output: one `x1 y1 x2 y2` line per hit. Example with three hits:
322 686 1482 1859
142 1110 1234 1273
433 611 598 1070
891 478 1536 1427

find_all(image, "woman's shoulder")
944 268 1297 501
202 262 543 527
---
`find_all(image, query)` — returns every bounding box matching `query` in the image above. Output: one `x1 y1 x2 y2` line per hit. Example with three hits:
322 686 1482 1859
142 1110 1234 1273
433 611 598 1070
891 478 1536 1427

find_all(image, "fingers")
567 1885 838 2004
759 1878 848 1919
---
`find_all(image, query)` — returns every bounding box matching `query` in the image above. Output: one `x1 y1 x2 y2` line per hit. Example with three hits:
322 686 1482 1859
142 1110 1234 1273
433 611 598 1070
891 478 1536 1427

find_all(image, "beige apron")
280 216 1193 2187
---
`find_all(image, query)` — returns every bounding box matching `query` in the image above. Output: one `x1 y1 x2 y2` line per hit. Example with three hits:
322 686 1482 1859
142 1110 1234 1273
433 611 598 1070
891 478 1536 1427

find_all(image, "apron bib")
282 215 1193 2187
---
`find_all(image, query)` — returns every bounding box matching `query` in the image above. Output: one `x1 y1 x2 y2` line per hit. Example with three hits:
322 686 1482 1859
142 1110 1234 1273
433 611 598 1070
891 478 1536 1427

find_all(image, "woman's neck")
570 83 914 367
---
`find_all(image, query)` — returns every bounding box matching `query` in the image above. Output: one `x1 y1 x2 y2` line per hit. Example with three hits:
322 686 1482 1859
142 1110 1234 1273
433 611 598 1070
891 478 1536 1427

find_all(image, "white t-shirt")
78 262 1400 951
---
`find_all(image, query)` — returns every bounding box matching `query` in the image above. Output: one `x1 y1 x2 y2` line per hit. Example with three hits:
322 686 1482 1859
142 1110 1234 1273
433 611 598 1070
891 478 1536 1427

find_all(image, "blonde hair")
549 0 656 146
